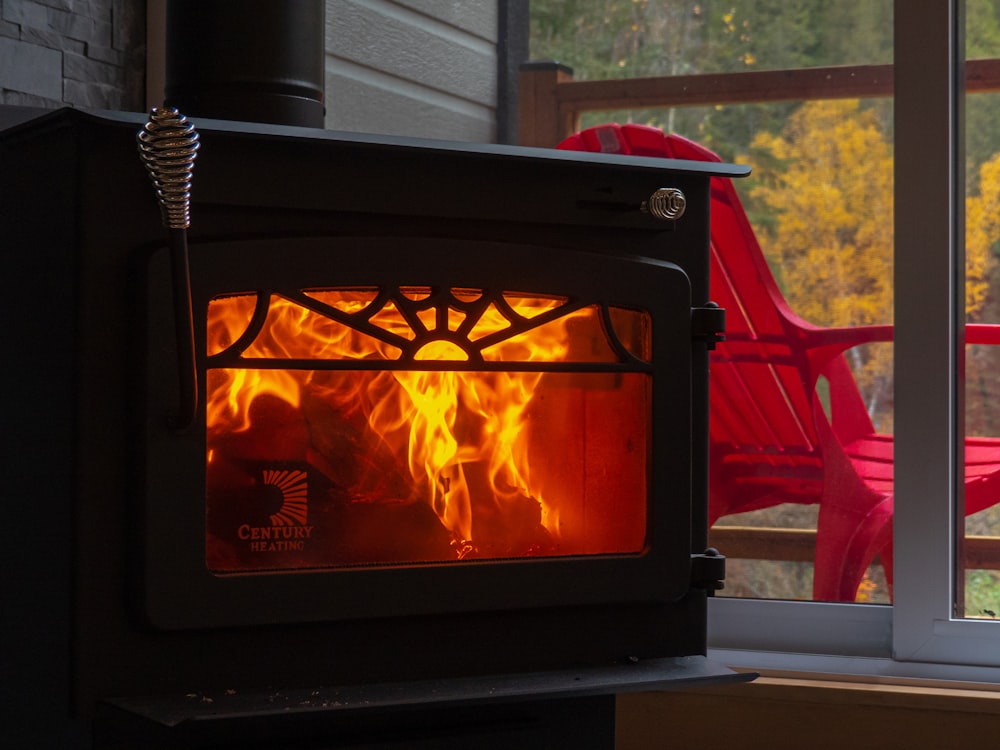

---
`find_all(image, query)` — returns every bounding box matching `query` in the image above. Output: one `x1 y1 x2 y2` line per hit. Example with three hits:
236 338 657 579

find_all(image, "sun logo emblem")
262 469 308 526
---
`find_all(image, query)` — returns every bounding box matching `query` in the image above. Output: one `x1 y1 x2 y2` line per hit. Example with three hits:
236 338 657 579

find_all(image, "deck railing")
518 58 1000 148
709 527 1000 570
518 59 1000 574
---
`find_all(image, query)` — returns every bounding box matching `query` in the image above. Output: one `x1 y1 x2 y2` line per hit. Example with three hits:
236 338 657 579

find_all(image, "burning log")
461 460 557 559
300 390 412 501
205 388 562 569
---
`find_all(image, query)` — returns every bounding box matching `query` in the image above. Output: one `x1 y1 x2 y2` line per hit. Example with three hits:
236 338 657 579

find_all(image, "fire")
205 286 649 567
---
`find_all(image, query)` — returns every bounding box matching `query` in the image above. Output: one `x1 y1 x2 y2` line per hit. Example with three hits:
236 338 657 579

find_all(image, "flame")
205 287 647 561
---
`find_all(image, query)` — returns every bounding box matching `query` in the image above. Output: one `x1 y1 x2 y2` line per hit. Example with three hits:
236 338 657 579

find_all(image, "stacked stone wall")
0 0 145 111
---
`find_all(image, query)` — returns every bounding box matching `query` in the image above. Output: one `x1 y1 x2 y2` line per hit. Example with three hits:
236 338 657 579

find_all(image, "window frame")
709 0 1000 679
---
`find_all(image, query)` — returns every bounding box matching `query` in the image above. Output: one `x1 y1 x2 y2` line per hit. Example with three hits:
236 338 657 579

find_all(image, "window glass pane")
530 0 894 603
530 0 891 79
961 0 1000 621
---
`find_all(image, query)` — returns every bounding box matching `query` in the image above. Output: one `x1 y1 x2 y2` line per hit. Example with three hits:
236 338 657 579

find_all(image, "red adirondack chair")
559 123 1000 601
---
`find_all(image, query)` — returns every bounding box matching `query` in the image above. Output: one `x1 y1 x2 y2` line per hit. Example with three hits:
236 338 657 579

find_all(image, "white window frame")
708 0 1000 681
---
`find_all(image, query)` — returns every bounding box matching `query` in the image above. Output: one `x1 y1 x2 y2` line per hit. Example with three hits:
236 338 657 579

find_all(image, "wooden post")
518 61 576 147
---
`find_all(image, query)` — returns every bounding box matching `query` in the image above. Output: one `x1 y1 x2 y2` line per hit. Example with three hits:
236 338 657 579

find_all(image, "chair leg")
812 414 895 601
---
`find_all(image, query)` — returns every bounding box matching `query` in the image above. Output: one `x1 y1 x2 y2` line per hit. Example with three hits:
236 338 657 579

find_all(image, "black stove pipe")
165 0 325 128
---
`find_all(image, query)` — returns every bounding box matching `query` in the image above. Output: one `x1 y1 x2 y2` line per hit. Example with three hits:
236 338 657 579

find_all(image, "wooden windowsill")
682 671 1000 714
616 670 1000 749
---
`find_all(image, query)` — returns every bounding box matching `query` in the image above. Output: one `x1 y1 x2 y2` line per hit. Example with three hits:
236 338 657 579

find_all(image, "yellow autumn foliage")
753 98 998 326
750 100 1000 427
750 101 895 421
751 100 893 330
966 152 1000 321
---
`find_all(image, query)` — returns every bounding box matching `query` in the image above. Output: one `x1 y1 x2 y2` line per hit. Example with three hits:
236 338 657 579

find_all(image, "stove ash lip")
163 0 326 129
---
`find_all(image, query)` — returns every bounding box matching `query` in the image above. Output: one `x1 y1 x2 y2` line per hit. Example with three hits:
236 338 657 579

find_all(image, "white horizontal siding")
325 0 497 141
391 0 497 40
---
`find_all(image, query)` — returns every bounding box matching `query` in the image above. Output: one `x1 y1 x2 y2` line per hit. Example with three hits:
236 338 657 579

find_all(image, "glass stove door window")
204 288 653 573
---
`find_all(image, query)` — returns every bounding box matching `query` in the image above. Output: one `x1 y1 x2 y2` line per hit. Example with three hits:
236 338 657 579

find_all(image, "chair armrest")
798 324 893 445
799 323 894 352
792 324 894 384
967 323 1000 345
803 322 1000 350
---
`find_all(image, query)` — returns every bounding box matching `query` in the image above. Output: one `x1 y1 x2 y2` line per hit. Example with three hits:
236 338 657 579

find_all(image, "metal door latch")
692 302 726 350
691 548 726 594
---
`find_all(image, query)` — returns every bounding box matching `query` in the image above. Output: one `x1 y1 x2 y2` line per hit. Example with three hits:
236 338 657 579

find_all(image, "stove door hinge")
691 302 726 350
690 548 726 595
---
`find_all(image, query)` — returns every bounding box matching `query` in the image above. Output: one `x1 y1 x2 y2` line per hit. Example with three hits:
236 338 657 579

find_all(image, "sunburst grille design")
205 285 651 369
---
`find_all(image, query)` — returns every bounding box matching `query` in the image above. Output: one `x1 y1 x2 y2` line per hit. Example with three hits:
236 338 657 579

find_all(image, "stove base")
93 656 752 748
96 694 615 749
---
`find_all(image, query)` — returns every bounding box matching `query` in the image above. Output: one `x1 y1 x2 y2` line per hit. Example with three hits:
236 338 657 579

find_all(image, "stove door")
140 236 694 629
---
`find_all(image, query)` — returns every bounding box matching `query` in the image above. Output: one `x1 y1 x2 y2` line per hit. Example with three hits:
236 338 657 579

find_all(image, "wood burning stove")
1 107 751 748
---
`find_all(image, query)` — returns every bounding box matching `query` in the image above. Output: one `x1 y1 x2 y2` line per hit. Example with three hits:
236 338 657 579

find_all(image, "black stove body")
1 108 749 748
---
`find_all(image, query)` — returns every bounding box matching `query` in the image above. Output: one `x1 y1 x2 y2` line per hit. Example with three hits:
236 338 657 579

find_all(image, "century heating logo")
237 468 315 553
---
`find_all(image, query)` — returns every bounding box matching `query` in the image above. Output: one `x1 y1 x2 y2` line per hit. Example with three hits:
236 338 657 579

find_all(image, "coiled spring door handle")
137 107 200 431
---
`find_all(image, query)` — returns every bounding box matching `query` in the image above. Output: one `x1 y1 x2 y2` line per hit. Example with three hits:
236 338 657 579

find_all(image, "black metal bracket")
691 302 726 350
690 548 726 594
